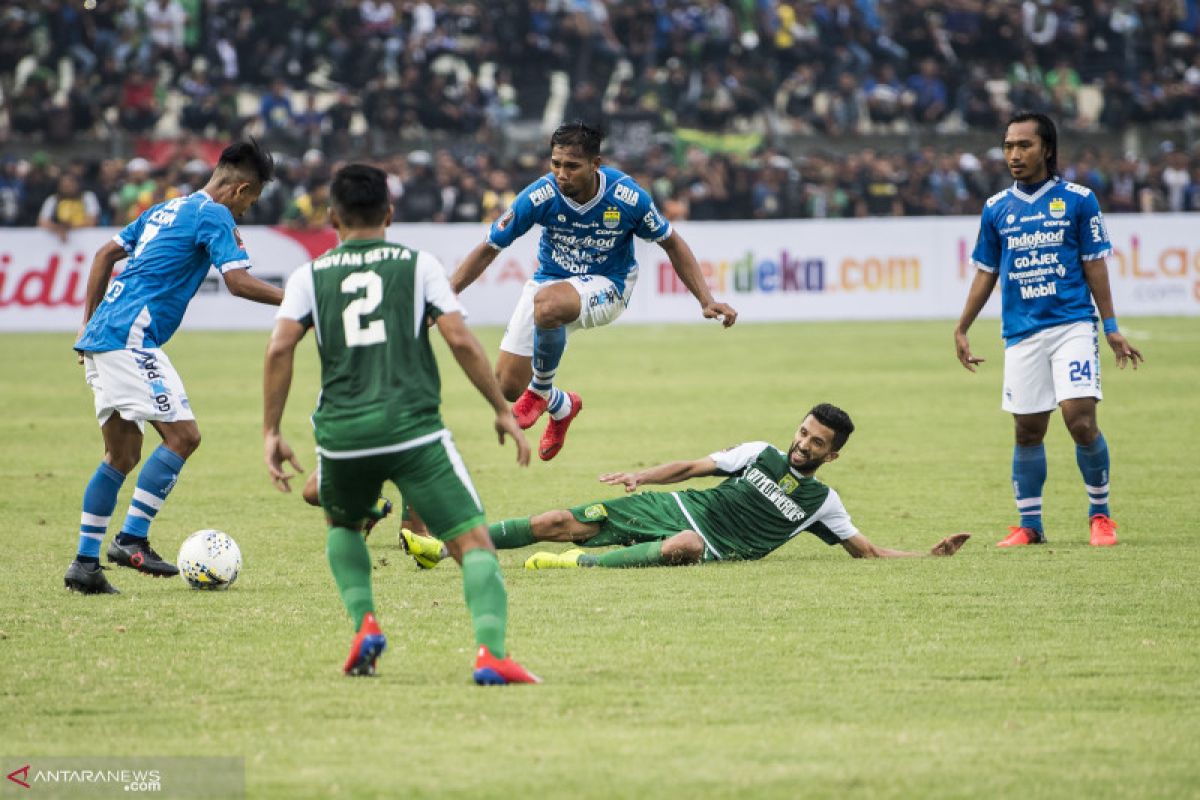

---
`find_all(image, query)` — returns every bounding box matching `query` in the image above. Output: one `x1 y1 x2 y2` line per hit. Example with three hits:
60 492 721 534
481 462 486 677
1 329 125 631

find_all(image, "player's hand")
598 472 641 492
75 326 85 364
702 301 738 328
264 433 304 492
1106 332 1143 370
494 411 531 467
954 330 984 372
930 532 971 556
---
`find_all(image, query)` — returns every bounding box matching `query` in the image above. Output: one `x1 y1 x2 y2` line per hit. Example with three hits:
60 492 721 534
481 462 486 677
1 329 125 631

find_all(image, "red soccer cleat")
996 526 1045 548
1089 514 1119 547
538 392 582 461
512 389 548 430
343 612 387 676
472 645 542 685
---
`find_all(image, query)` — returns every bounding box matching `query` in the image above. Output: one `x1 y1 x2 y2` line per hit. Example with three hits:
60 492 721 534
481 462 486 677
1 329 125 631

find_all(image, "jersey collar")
1008 175 1059 205
553 170 607 215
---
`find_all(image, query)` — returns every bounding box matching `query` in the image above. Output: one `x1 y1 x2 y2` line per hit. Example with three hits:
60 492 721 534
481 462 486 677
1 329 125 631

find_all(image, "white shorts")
498 268 637 357
83 348 195 430
1002 321 1102 414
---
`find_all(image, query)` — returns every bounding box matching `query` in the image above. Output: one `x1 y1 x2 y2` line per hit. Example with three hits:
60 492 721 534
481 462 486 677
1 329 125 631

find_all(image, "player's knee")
165 428 201 459
106 451 140 475
664 531 705 565
1065 416 1099 445
531 509 578 541
532 291 571 328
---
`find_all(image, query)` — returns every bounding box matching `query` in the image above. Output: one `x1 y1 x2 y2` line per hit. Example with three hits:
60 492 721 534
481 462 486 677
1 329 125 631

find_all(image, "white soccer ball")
176 529 242 590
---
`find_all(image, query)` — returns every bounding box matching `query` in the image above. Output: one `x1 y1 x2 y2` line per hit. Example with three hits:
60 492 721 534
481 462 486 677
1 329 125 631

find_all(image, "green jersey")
277 237 464 456
675 441 860 560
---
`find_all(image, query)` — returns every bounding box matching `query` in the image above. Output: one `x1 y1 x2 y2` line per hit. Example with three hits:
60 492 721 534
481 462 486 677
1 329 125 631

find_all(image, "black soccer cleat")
107 537 179 577
64 560 120 594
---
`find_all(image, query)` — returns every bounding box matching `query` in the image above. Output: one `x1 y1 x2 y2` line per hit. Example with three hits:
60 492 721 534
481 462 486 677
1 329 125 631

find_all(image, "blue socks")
531 325 572 420
118 445 186 540
1076 433 1111 518
1012 444 1046 533
77 462 127 561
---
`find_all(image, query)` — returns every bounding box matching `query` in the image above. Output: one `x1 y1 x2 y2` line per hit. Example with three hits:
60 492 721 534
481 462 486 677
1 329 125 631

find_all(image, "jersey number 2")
341 272 386 347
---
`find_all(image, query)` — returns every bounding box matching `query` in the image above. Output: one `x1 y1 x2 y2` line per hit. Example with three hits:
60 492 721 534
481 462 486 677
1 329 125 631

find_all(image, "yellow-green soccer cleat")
399 528 444 569
524 549 585 570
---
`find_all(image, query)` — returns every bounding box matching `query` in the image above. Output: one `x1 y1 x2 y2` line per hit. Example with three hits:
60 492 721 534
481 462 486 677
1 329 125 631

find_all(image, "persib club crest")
583 503 608 521
778 474 799 493
602 207 620 229
1048 198 1066 219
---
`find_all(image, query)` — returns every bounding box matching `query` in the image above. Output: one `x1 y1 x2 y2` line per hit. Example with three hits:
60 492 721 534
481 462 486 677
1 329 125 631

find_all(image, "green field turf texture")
1 319 1197 799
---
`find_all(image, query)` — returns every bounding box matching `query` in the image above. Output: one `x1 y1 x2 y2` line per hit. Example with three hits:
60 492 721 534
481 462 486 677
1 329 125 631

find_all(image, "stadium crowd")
2 0 1199 228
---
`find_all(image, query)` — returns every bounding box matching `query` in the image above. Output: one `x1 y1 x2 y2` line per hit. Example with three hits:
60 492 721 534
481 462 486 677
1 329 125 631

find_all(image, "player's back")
76 192 247 352
304 238 448 452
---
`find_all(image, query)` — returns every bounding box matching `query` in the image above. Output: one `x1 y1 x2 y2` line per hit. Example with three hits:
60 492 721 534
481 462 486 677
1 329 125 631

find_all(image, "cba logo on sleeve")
602 207 621 229
582 503 608 521
1048 198 1066 219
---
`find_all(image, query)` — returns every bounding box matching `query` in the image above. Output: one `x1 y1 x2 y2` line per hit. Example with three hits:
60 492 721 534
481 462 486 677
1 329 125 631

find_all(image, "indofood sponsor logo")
657 250 920 295
1006 229 1065 251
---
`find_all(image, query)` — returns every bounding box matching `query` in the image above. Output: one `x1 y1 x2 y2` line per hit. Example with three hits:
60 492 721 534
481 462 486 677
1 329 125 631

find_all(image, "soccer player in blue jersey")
65 140 284 594
954 112 1144 548
451 121 738 461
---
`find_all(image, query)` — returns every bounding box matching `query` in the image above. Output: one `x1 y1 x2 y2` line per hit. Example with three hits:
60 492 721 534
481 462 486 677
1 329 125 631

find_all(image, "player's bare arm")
1081 258 1144 370
599 457 720 492
262 317 307 491
223 267 285 305
450 241 500 294
659 232 738 327
954 269 999 371
436 311 531 467
840 532 971 559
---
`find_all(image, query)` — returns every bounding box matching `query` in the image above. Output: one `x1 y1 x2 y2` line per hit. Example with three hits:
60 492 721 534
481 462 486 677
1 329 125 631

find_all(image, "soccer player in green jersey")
401 403 970 570
262 164 540 684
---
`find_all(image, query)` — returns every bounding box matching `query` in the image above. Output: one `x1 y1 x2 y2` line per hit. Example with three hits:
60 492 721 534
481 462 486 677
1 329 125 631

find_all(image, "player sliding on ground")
451 120 738 461
263 164 540 684
401 403 971 570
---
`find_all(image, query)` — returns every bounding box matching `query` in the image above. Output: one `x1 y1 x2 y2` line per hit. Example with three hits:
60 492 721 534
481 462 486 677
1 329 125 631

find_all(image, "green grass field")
2 318 1198 799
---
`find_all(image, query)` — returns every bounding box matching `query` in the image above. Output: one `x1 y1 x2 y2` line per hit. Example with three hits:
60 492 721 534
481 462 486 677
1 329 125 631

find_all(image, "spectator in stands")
396 150 443 222
0 157 26 227
117 158 156 223
906 58 948 125
282 177 331 231
260 78 296 137
864 63 907 127
144 0 188 71
38 173 99 242
119 68 160 134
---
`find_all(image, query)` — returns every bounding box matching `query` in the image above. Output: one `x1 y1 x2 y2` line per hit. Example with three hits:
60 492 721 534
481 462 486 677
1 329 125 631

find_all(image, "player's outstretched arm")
1081 258 1144 370
436 311 531 467
262 318 307 492
840 532 971 559
954 269 998 372
450 242 500 295
659 232 737 327
223 267 285 306
599 457 719 492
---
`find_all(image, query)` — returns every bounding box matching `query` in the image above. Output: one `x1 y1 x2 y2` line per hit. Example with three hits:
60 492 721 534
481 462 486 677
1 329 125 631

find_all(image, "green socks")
585 541 665 569
488 517 535 549
326 527 375 629
461 548 508 658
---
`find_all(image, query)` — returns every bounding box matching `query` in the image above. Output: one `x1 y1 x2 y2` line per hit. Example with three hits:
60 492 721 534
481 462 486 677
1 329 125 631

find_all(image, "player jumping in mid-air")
451 121 738 461
400 403 971 570
66 140 282 595
263 164 539 683
955 111 1143 548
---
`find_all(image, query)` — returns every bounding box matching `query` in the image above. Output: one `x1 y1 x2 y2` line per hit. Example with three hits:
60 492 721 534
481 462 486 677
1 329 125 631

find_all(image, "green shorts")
318 431 485 541
568 492 703 550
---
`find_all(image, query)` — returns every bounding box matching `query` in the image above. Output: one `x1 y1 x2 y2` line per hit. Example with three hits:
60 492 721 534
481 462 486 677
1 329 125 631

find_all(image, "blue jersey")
75 192 251 352
487 165 671 293
971 176 1112 345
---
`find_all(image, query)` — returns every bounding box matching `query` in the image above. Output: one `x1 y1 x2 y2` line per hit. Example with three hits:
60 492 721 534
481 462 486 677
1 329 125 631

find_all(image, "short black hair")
1006 111 1058 175
808 403 855 451
330 163 390 228
216 137 274 184
550 120 605 158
